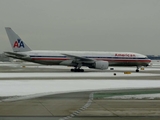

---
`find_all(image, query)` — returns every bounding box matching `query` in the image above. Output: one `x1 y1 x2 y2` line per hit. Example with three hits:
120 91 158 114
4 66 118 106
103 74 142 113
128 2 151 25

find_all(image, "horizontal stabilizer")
4 51 26 57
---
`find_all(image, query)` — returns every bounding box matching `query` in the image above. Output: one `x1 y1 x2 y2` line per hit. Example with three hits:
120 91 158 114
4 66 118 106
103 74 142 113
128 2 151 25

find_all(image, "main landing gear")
70 68 84 72
136 66 139 72
71 63 84 72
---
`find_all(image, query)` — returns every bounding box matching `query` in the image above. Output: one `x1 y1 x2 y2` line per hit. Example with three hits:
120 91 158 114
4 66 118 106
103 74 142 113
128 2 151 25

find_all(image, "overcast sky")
0 0 160 55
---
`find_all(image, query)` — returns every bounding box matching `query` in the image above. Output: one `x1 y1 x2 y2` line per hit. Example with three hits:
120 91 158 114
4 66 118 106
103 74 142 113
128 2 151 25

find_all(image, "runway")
0 62 160 120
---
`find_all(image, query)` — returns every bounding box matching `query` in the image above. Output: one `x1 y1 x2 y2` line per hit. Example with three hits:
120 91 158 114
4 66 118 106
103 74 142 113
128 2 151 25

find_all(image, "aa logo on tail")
13 39 25 48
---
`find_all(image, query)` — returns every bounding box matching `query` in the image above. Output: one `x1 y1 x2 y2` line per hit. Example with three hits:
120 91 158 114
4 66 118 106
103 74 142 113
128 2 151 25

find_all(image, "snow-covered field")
0 72 158 78
0 80 160 97
107 93 160 100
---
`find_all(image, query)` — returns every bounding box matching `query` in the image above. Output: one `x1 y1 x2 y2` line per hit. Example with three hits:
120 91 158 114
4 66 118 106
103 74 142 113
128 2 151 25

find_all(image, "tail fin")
5 27 31 52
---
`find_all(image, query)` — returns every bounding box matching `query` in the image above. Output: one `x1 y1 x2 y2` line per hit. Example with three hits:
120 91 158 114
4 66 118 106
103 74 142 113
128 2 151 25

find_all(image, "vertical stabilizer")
5 27 31 52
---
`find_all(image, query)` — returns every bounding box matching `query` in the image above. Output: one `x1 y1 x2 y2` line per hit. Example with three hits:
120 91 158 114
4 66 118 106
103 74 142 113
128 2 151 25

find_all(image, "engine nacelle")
90 61 109 70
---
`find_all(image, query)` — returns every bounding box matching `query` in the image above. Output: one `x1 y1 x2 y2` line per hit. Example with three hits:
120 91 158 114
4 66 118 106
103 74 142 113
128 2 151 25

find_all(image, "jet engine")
89 61 109 70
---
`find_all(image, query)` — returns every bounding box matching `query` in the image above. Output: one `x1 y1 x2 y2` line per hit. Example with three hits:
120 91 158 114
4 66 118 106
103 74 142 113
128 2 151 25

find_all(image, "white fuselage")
18 50 151 67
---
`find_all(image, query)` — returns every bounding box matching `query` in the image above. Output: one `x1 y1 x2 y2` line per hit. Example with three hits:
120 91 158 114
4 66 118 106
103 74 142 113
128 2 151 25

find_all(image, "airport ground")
0 89 160 120
0 65 160 120
0 66 160 80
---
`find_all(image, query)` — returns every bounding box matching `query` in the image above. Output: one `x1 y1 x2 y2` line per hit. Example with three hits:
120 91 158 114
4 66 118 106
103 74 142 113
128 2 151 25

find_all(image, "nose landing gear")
136 66 140 72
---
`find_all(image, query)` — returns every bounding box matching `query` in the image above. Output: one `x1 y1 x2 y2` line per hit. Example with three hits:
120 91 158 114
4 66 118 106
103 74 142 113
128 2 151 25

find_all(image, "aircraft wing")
62 53 94 63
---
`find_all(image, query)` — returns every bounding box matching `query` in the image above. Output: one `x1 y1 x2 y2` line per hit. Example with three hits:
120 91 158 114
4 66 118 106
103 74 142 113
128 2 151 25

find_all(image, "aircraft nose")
146 59 151 66
148 59 151 63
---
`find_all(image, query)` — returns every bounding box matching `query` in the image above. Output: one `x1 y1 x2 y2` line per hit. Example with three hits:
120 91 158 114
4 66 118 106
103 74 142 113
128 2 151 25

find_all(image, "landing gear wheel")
71 69 74 72
80 69 84 72
70 69 84 72
136 66 140 72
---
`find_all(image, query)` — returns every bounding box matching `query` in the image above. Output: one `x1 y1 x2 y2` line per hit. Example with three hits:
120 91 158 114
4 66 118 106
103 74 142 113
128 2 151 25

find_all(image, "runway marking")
59 92 94 120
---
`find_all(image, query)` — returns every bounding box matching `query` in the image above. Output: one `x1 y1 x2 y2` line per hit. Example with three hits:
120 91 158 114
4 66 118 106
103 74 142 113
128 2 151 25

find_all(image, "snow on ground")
0 80 160 96
107 93 160 100
0 72 158 78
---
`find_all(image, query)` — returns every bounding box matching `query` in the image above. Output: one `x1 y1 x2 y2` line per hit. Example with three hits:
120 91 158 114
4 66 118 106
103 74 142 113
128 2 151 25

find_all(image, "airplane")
4 27 151 72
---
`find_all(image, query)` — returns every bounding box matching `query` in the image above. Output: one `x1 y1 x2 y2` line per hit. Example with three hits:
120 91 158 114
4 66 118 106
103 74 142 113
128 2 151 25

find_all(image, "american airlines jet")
4 27 151 72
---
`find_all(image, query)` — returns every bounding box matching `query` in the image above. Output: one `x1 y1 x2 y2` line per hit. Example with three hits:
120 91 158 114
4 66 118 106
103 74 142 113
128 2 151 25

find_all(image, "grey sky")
0 0 160 55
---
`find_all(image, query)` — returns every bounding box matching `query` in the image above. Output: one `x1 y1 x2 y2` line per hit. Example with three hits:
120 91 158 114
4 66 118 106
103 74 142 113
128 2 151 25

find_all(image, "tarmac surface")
0 65 160 120
0 89 160 120
0 66 160 80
